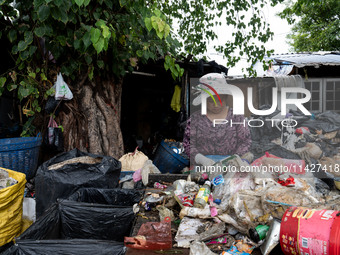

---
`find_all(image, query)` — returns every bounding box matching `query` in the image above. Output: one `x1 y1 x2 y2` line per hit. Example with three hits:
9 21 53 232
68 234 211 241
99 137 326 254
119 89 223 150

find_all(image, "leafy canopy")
0 0 283 124
279 0 340 52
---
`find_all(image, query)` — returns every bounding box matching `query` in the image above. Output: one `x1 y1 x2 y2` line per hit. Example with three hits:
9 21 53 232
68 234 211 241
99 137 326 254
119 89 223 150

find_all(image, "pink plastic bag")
133 168 142 182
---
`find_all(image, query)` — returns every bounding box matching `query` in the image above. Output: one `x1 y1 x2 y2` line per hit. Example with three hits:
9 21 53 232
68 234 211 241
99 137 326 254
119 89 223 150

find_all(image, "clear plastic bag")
55 73 73 100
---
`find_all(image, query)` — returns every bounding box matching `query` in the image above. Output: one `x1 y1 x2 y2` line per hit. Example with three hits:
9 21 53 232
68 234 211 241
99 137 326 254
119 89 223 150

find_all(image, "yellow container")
0 168 26 246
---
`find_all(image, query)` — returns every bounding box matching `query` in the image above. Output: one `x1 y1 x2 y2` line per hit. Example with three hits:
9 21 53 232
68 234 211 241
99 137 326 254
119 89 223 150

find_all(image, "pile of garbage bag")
2 187 142 255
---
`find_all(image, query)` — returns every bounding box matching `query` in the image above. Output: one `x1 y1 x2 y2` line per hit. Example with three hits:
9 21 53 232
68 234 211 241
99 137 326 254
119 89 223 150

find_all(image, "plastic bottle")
194 181 211 209
212 174 228 201
249 224 270 243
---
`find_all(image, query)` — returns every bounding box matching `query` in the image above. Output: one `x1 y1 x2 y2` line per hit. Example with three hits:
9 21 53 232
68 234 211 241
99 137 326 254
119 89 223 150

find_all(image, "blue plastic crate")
0 136 42 180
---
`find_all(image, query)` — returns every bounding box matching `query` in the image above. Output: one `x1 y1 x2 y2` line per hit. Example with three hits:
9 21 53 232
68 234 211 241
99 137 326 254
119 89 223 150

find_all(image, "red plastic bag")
124 217 172 250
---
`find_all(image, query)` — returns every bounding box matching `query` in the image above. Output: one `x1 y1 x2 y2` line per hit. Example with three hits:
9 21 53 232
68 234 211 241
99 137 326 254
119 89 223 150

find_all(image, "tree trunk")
58 74 124 159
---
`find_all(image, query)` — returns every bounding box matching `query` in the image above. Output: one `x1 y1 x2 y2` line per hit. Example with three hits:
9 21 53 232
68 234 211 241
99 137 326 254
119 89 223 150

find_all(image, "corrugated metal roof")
269 52 340 68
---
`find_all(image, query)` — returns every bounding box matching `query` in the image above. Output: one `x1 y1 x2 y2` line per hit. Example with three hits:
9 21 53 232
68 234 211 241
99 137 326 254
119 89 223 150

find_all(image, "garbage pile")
0 168 18 190
123 111 340 255
125 151 340 254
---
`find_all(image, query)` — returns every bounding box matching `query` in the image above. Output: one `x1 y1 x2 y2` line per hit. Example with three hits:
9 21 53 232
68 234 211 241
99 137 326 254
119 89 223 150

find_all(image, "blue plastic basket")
153 140 189 174
0 136 42 180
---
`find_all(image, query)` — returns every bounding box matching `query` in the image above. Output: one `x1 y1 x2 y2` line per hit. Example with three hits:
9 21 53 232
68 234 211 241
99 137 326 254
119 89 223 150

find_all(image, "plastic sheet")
67 188 142 206
190 241 218 255
175 217 225 248
35 149 121 218
2 239 126 255
19 199 135 242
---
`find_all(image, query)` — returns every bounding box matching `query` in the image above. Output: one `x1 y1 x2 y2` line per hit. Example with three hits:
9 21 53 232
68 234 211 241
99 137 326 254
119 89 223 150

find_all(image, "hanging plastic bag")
55 73 73 100
44 116 63 152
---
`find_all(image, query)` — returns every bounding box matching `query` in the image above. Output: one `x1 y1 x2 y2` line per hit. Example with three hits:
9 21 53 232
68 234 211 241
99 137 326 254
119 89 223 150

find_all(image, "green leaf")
82 32 91 48
102 25 110 38
17 40 28 52
154 9 161 17
95 19 105 28
8 30 17 43
144 17 152 32
54 0 64 7
18 62 25 70
28 72 36 79
29 45 37 56
74 39 81 49
75 0 84 7
85 55 92 65
38 5 50 22
119 0 127 7
18 86 30 99
157 19 165 32
19 50 30 60
84 0 90 7
24 31 33 45
111 30 116 41
90 27 101 44
105 0 113 9
93 11 100 20
136 50 143 57
151 16 158 30
59 9 68 24
103 38 108 51
57 35 66 46
94 37 104 53
7 83 17 91
97 60 104 69
41 73 47 81
34 27 45 37
156 31 163 39
0 77 6 88
88 65 94 80
164 24 170 38
33 0 44 8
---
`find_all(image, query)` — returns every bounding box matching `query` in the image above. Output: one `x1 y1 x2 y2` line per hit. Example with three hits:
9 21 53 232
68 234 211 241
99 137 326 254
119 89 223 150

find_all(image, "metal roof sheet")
269 52 340 68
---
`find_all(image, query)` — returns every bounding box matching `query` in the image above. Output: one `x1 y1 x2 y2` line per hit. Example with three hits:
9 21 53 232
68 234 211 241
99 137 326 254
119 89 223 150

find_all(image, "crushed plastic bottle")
194 181 211 209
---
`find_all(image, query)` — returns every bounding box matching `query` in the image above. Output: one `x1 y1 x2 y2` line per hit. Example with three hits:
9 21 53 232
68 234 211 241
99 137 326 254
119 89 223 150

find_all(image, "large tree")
0 0 282 158
279 0 340 52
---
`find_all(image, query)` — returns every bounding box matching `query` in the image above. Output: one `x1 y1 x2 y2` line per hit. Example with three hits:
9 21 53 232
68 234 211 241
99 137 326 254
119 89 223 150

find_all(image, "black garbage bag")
20 200 134 241
299 119 340 133
250 141 302 161
67 188 142 206
250 105 282 142
1 239 126 255
44 96 62 115
43 125 64 152
35 149 121 218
